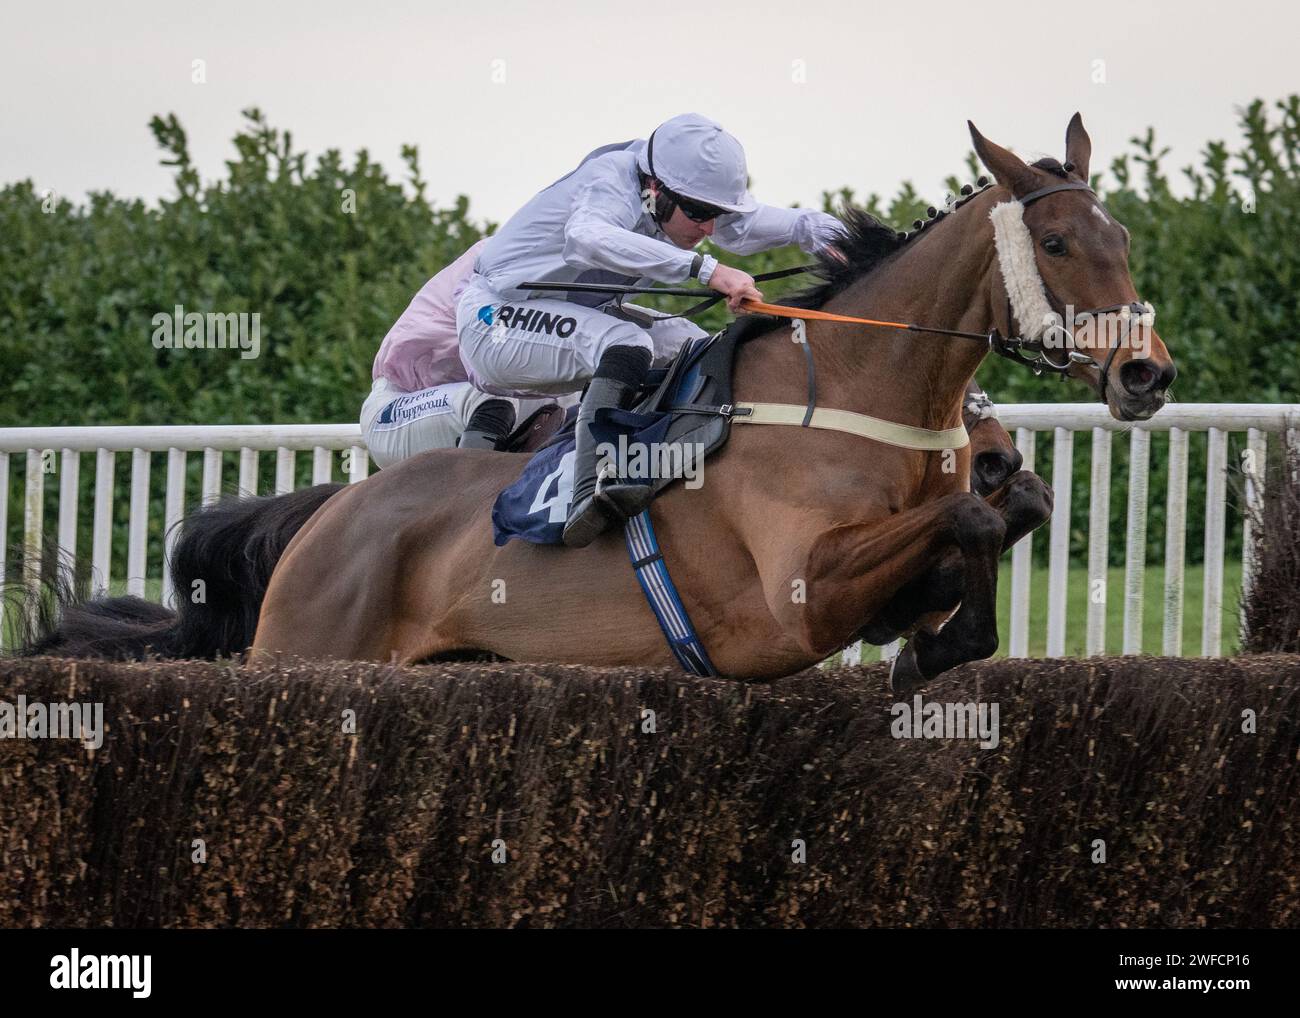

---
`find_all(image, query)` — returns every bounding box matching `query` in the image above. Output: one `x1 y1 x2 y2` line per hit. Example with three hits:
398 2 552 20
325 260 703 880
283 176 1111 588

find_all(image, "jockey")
455 112 847 546
362 238 552 466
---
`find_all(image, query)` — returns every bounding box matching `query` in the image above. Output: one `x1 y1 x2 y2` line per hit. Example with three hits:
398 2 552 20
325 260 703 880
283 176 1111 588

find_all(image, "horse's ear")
1064 112 1092 182
968 121 1037 197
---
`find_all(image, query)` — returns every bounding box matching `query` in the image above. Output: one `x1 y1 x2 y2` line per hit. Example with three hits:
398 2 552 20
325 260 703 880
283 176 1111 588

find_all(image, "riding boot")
456 398 516 451
562 345 652 548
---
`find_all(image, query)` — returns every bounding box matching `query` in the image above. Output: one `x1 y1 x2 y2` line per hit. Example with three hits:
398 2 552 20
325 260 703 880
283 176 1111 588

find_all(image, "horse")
247 113 1171 685
22 115 1172 689
962 379 1022 498
13 378 1036 670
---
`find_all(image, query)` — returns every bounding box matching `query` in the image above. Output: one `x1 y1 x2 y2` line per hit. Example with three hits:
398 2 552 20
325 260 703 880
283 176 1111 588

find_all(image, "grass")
993 559 1242 658
843 559 1242 663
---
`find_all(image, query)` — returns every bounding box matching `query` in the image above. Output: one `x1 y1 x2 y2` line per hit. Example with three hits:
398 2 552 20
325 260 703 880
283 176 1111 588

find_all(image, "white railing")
996 403 1294 659
2 404 1297 657
0 425 369 647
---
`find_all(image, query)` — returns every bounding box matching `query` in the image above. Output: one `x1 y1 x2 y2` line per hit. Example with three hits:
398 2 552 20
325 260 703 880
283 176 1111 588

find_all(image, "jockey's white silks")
989 200 1055 342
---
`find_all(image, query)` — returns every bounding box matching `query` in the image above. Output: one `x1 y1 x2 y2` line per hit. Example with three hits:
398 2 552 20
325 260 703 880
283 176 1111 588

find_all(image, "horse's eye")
1042 234 1067 257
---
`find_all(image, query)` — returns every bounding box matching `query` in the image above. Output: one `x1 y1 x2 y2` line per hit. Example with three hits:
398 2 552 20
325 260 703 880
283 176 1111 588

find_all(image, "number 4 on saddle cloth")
491 327 743 547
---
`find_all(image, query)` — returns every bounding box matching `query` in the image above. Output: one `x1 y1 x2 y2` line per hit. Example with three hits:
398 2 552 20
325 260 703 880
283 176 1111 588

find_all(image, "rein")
516 177 1153 446
520 181 1151 402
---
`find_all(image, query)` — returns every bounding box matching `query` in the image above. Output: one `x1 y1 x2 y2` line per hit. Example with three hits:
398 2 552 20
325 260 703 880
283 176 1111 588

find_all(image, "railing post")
24 450 45 627
275 448 296 495
1046 428 1074 657
1162 428 1189 656
1122 429 1150 654
1202 427 1228 656
348 445 369 484
127 448 150 598
312 447 332 485
1240 429 1267 647
0 452 8 650
57 448 80 593
1085 428 1112 656
1009 428 1035 657
202 448 222 506
91 449 115 597
162 448 187 609
238 448 259 497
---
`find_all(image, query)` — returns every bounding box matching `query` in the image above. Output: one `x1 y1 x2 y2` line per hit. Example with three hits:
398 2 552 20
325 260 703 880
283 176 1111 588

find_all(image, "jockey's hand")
708 264 763 312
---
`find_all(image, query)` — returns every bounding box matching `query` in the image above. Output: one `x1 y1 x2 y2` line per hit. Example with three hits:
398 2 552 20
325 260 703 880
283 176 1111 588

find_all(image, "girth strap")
729 402 969 451
625 510 718 677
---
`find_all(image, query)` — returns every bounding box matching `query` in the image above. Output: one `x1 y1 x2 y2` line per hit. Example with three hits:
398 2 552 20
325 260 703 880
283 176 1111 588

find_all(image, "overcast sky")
3 0 1295 222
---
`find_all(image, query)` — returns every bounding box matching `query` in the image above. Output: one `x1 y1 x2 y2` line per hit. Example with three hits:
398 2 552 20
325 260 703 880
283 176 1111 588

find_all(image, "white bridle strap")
731 402 968 451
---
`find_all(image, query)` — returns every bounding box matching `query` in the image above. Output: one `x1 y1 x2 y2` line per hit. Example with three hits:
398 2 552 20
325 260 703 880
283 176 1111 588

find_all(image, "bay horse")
248 114 1170 683
22 115 1171 688
15 376 1039 669
962 379 1022 498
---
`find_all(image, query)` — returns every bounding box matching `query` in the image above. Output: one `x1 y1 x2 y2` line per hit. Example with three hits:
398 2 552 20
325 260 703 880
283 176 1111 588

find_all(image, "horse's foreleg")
985 469 1053 551
887 493 1007 691
857 469 1053 644
773 493 986 660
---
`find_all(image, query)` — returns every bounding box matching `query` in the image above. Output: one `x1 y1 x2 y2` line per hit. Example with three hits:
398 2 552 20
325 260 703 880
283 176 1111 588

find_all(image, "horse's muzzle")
1112 356 1177 421
972 446 1024 497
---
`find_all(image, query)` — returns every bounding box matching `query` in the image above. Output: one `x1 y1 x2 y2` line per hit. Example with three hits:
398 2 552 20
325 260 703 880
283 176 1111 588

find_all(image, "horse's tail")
10 483 344 660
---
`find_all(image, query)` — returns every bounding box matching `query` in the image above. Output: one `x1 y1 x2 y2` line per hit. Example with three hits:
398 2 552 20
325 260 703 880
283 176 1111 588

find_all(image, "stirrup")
596 481 654 519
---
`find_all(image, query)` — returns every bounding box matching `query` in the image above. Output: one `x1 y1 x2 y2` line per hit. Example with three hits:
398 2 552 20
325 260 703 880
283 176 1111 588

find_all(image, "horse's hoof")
889 640 927 694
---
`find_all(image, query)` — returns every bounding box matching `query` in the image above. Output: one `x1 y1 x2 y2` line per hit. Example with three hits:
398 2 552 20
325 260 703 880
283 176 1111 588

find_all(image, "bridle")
988 179 1155 406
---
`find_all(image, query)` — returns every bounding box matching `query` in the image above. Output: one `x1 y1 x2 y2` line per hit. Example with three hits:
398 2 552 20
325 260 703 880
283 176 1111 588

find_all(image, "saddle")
490 318 763 547
512 321 750 482
622 324 747 497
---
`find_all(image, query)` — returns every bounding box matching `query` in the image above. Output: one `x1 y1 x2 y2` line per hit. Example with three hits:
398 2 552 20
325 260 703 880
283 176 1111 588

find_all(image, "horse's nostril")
973 452 1017 495
1123 362 1157 393
1121 359 1176 396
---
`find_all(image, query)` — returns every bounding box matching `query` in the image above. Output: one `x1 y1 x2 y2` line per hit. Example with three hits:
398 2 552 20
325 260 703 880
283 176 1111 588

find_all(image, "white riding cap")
636 113 757 214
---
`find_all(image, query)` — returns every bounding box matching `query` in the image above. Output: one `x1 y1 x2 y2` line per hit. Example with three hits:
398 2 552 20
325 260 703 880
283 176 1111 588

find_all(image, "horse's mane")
727 158 1069 343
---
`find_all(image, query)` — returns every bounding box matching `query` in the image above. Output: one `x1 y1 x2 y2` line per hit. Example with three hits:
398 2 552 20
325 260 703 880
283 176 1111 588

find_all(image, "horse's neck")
800 194 1004 430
